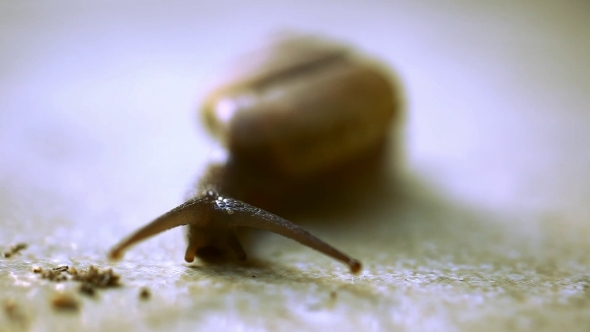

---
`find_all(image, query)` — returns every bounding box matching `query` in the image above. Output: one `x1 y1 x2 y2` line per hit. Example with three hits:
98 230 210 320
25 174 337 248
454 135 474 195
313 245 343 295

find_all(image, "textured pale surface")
1 1 589 331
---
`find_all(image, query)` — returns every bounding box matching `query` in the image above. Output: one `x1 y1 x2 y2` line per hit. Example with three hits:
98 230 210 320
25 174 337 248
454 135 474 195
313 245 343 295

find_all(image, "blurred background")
1 1 589 331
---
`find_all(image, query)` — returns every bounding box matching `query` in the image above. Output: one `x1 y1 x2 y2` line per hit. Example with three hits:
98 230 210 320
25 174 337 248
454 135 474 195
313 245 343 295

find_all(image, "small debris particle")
12 243 28 252
139 287 151 300
72 266 121 288
2 243 28 258
35 264 122 301
78 283 95 297
251 275 256 278
330 291 337 300
32 266 42 273
3 299 28 327
37 264 121 289
4 299 19 317
41 269 67 282
51 293 79 312
53 266 69 272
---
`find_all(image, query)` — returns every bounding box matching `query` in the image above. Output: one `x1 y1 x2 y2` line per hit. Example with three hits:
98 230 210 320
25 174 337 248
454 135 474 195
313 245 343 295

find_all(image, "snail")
108 34 400 274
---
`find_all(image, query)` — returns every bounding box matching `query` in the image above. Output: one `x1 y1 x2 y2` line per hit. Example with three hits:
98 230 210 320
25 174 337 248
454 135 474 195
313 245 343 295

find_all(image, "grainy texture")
1 1 589 332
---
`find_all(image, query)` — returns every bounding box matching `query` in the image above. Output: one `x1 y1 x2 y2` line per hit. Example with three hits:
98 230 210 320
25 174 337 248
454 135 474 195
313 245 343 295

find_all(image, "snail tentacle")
214 197 362 273
110 190 361 273
109 197 209 260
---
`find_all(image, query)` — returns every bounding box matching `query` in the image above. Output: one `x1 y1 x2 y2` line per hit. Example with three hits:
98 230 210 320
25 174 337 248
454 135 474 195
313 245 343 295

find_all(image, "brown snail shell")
202 34 398 178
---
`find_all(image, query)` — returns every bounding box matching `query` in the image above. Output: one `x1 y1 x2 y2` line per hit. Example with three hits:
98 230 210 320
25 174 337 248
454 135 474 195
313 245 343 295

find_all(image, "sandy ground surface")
1 1 589 331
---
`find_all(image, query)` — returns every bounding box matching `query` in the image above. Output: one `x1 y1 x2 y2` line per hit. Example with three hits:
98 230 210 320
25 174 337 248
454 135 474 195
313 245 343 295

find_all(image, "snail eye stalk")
109 193 361 274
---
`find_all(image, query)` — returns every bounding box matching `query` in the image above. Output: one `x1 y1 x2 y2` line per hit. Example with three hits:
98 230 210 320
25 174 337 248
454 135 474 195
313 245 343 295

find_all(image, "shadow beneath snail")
183 258 303 281
181 257 387 301
236 132 529 270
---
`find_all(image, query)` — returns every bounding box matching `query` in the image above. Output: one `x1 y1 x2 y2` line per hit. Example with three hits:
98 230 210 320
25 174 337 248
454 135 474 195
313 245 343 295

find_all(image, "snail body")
109 35 400 273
